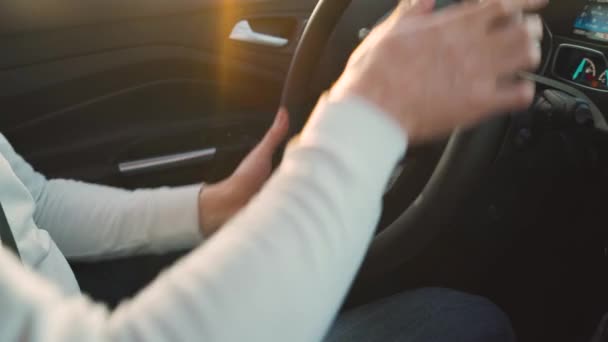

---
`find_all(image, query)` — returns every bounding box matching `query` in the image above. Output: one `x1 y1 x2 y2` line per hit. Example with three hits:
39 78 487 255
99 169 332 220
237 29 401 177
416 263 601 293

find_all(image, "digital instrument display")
554 46 608 90
574 0 608 42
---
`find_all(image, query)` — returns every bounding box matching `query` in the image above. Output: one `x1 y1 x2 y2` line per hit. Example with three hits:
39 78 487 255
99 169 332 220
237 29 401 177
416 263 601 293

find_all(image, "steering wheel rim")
281 0 511 280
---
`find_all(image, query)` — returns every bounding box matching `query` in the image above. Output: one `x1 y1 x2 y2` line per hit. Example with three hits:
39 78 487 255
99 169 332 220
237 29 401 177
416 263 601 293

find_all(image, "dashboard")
539 0 608 130
544 1 608 90
320 0 608 131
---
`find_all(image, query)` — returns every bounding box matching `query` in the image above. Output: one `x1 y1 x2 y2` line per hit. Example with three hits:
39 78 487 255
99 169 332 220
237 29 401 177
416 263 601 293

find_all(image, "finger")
258 108 290 154
395 0 436 17
525 14 543 41
491 17 542 73
494 13 543 38
518 0 550 12
479 0 548 23
494 79 536 111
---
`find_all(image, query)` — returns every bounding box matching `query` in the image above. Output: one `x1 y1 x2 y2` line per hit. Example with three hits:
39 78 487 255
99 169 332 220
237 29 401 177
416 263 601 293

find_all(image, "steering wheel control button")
533 90 596 128
574 103 594 127
514 128 533 148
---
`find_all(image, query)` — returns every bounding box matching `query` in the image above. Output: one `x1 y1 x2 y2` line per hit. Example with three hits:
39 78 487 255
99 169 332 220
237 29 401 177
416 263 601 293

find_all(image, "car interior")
1 0 608 341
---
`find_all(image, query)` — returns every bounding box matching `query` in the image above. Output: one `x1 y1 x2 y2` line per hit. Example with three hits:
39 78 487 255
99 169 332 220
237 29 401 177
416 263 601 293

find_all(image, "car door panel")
3 73 278 187
0 0 315 186
0 0 296 34
0 0 317 304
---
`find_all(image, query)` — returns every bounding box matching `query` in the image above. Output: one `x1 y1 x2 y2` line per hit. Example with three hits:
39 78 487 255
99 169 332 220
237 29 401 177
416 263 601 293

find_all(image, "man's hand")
329 0 547 143
198 109 290 236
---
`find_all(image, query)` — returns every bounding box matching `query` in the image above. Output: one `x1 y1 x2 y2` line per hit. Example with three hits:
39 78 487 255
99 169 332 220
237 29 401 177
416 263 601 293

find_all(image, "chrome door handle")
118 148 217 175
229 20 289 47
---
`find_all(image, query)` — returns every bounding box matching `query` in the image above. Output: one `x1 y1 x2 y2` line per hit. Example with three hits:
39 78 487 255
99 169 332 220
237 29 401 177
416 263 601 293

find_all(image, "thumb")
397 0 436 16
257 107 290 155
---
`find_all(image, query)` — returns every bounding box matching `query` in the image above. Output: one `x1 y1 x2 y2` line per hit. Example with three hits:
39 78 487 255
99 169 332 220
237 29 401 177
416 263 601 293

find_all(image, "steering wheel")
281 0 511 280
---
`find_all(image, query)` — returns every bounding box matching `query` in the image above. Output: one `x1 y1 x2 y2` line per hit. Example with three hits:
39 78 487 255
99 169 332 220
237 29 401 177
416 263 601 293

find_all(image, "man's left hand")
198 108 290 236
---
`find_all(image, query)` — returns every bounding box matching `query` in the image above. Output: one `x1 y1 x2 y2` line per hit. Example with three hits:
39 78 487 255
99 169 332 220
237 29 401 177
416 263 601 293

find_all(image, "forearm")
34 180 203 260
0 131 203 260
0 96 406 342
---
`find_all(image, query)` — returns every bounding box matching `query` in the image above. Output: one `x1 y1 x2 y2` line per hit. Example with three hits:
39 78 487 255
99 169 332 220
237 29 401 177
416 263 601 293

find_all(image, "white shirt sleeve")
0 136 203 260
0 96 407 342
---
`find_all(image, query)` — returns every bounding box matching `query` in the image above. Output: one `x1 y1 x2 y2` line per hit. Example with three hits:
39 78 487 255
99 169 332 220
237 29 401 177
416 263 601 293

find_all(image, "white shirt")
0 96 407 342
0 131 203 294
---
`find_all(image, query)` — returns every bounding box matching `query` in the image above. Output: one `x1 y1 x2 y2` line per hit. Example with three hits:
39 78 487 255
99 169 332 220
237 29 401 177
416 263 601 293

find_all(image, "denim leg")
324 288 515 342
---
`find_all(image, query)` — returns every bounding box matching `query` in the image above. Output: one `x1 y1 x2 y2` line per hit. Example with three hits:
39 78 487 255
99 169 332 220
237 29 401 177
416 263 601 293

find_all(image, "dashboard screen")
574 0 608 42
554 46 608 90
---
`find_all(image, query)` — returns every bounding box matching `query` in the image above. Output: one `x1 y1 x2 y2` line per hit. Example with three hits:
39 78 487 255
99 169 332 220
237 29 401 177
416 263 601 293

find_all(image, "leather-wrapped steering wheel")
280 0 511 280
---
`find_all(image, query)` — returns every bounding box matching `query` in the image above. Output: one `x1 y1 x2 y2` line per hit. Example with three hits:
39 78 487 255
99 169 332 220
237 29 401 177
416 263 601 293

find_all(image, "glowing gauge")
572 58 597 81
554 45 608 91
600 70 608 86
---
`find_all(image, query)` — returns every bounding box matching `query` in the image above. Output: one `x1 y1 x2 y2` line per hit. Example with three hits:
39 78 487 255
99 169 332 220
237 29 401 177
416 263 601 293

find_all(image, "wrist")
328 79 410 140
198 179 248 237
198 182 228 237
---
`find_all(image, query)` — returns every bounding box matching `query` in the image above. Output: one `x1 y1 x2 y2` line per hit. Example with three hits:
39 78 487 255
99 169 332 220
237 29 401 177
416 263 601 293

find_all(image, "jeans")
325 288 516 342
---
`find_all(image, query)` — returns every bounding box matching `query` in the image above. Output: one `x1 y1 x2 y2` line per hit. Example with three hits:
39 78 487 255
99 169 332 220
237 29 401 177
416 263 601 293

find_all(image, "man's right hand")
329 0 547 143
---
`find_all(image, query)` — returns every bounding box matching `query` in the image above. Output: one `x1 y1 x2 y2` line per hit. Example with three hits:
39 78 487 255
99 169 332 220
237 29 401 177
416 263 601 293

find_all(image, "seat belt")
0 203 21 260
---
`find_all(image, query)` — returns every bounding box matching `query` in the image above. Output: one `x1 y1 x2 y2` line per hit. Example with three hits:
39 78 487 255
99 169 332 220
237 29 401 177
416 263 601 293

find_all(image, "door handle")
118 148 217 175
229 20 289 47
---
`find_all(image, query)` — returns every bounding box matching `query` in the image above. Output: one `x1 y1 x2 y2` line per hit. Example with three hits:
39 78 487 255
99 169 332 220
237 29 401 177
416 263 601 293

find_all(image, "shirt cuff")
145 184 204 253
